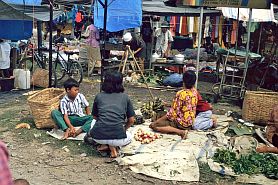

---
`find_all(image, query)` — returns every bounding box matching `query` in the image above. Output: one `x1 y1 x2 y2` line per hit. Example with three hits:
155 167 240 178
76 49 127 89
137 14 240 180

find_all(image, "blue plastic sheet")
0 20 33 40
94 0 142 32
3 0 42 5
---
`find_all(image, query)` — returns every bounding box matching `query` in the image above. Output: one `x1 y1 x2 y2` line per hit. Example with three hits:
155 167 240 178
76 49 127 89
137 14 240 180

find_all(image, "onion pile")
134 128 161 144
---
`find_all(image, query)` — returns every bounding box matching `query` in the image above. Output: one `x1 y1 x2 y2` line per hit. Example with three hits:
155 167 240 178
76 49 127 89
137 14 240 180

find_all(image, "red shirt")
0 141 13 185
197 92 212 112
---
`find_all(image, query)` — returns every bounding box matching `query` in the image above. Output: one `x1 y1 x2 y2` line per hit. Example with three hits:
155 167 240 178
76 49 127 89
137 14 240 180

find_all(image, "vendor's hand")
69 126 76 136
162 100 171 107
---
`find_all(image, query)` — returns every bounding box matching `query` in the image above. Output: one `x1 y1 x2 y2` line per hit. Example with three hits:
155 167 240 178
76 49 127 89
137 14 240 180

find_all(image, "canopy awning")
143 0 221 16
219 4 277 22
0 0 62 21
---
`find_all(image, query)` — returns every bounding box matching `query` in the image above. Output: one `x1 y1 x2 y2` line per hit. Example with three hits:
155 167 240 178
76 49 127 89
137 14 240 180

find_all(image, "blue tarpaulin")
3 0 41 5
0 20 32 40
0 0 39 40
94 0 142 32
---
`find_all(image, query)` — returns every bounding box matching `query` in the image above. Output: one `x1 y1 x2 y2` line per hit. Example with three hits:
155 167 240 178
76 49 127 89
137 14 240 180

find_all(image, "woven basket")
242 91 278 123
27 88 65 129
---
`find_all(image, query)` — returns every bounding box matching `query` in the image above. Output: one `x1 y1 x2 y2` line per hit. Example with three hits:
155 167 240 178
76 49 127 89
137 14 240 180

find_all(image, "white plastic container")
13 69 30 89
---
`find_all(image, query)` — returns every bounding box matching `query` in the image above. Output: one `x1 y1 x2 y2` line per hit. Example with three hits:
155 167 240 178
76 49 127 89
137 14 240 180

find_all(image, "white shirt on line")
0 41 11 69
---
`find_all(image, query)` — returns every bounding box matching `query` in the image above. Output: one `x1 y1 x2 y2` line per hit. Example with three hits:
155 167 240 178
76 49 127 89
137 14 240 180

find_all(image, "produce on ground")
140 98 164 119
134 128 161 144
213 148 278 179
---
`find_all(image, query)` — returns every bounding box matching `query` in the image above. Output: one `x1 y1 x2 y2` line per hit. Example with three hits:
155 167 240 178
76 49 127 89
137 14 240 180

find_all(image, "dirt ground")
0 79 242 185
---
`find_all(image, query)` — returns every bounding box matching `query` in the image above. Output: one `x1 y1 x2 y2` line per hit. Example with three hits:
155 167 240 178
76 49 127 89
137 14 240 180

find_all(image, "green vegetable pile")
140 98 164 119
213 149 278 179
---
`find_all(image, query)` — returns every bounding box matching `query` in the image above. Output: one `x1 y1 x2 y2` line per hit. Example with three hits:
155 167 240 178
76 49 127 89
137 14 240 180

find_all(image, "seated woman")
90 71 135 158
149 71 198 139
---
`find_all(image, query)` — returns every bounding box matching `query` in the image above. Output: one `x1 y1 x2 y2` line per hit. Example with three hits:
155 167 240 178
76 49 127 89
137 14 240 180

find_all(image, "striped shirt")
60 93 89 117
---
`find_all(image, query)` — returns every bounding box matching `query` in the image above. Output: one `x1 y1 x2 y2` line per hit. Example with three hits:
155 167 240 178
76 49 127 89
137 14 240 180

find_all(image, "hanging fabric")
204 16 210 38
211 17 216 40
218 16 224 47
215 16 220 39
176 16 181 34
181 16 188 35
231 20 238 44
188 17 194 33
170 16 176 36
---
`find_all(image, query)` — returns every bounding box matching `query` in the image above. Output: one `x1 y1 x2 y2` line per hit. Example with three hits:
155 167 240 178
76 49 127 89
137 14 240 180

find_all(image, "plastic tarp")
219 4 276 22
94 0 142 32
143 0 221 16
0 0 62 21
0 20 32 40
3 0 42 5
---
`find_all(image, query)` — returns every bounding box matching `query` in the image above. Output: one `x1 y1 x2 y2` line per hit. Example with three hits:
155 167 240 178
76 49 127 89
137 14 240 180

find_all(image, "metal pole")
195 6 204 88
49 0 53 87
241 8 252 97
37 21 42 57
100 0 108 91
257 23 263 54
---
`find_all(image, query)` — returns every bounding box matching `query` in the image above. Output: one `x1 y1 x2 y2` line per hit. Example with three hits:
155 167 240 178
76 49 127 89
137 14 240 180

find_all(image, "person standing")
141 16 153 68
0 39 11 78
123 32 146 71
154 21 173 58
83 17 101 76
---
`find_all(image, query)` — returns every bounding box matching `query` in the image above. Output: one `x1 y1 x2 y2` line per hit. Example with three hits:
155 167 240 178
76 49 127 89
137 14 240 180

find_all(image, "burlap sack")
32 68 49 88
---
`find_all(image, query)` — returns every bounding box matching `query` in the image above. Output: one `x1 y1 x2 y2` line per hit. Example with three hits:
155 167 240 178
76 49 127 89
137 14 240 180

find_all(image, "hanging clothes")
188 17 194 33
170 16 176 36
211 17 216 40
193 17 199 33
176 16 181 34
204 16 211 38
215 16 220 39
218 16 224 47
231 20 238 44
181 16 188 36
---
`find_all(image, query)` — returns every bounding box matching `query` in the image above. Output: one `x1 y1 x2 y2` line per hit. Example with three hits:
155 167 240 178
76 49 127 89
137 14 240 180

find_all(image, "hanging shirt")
155 29 173 53
0 42 11 70
85 24 100 48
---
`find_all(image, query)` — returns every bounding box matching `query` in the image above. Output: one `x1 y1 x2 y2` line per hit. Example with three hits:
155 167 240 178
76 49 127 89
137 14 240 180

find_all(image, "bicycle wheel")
69 61 83 83
54 60 66 81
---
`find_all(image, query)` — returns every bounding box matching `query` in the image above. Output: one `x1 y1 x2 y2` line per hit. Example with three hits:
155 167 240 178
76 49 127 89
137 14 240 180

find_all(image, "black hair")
63 78 79 90
183 70 196 89
57 29 61 33
101 70 124 93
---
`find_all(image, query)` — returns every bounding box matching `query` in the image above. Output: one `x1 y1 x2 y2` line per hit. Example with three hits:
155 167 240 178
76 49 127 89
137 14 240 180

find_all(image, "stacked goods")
134 128 161 144
140 98 164 119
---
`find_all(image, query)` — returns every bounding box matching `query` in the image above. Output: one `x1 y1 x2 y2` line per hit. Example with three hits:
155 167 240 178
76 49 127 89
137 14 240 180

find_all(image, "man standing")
123 32 146 71
0 39 11 78
154 21 173 58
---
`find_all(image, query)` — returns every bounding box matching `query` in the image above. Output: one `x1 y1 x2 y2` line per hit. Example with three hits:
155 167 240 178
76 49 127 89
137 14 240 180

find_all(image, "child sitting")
51 78 93 139
192 92 217 130
90 71 135 158
149 70 198 139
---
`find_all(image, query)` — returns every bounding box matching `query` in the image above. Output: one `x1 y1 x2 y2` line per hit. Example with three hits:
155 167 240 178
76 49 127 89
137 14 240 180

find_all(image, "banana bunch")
140 98 164 119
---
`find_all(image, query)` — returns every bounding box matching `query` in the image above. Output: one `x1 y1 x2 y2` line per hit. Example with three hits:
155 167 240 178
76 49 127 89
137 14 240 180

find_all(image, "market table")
151 61 185 74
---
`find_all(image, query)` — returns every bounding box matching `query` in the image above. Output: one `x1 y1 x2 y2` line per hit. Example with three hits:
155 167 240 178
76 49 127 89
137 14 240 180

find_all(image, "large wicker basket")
242 91 278 123
27 88 65 129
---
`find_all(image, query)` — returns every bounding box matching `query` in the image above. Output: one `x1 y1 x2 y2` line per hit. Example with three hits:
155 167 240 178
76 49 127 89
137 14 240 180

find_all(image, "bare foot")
97 144 109 151
73 128 83 137
179 130 188 139
61 129 70 140
212 117 217 128
256 145 270 153
109 146 118 158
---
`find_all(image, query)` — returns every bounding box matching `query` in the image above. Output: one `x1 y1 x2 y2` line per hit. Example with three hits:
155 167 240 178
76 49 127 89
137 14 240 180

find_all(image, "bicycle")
53 45 83 85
